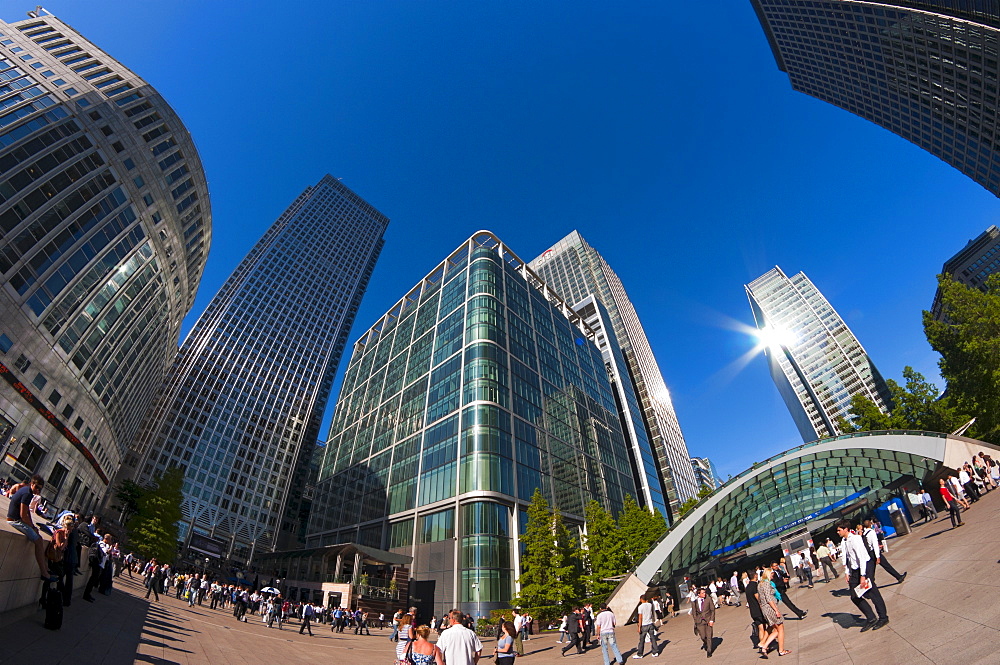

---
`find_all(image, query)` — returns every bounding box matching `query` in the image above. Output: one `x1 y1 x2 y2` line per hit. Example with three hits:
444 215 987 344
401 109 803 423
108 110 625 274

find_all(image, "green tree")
550 511 583 604
113 478 148 525
617 495 667 561
514 488 557 607
581 500 627 596
126 466 183 563
676 486 713 518
923 273 1000 443
837 366 971 435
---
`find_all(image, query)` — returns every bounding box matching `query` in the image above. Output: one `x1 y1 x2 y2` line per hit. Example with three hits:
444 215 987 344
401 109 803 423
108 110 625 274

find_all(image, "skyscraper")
750 0 1000 196
691 456 721 490
307 232 638 617
0 13 210 513
128 175 387 564
528 231 698 518
746 266 893 442
930 225 1000 319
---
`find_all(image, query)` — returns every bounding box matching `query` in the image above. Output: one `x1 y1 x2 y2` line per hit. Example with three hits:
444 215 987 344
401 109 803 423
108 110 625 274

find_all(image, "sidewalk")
0 487 998 664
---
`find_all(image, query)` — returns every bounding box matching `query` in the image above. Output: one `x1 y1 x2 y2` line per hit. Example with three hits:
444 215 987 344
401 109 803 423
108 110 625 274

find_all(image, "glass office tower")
529 231 698 520
750 0 1000 196
129 175 387 564
746 266 893 442
307 232 636 617
930 225 1000 319
0 13 210 512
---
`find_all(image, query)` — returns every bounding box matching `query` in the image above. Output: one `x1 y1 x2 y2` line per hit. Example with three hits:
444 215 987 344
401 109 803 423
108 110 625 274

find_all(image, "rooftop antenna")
27 6 50 18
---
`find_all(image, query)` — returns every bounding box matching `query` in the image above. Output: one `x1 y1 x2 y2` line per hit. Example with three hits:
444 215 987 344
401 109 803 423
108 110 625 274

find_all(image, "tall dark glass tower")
529 231 698 520
0 13 210 513
129 175 387 564
307 232 638 617
750 0 1000 196
931 224 1000 319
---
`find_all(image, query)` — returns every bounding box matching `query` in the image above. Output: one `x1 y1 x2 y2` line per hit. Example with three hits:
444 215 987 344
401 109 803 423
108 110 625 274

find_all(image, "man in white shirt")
437 610 482 665
862 518 906 584
633 595 660 658
836 519 887 632
594 605 623 665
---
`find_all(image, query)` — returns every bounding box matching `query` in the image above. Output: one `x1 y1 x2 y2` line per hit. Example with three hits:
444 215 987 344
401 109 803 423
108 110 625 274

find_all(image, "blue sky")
47 1 998 482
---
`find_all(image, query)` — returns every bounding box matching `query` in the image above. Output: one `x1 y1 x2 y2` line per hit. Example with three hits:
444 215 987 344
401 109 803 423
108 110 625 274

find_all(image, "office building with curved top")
750 0 1000 196
529 231 698 521
746 266 893 442
0 13 210 513
129 175 387 565
307 232 637 617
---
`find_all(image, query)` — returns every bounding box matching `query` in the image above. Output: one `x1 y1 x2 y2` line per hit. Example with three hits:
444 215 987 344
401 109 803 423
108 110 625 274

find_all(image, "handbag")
395 638 415 665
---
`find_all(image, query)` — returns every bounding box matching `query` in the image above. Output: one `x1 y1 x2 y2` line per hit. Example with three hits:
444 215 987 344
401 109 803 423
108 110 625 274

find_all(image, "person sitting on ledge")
5 474 57 581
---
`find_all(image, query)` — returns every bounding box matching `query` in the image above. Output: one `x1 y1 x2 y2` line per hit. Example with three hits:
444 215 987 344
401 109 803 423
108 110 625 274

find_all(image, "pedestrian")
862 518 907 584
395 613 415 661
493 621 517 664
633 595 660 658
144 560 161 601
594 604 624 665
744 570 767 649
389 608 402 641
692 587 715 658
299 602 315 635
919 489 938 522
757 569 790 657
83 533 114 602
561 607 584 656
815 542 838 582
799 552 815 588
581 603 594 649
557 612 568 643
836 519 888 632
940 479 965 528
436 610 483 665
769 562 807 619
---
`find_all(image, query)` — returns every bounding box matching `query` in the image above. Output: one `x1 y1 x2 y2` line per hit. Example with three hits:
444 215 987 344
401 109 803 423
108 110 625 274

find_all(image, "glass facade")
751 0 1000 197
307 232 636 616
745 267 893 442
0 14 210 511
129 175 387 564
626 431 954 587
529 231 698 521
930 224 1000 319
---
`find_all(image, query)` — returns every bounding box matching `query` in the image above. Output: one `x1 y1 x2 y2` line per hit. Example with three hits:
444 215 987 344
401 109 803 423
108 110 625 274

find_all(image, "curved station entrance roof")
608 430 1000 616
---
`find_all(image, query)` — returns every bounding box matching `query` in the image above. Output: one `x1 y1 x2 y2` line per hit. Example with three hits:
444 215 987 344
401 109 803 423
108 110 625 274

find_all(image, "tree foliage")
617 495 668 561
113 478 148 525
581 500 627 596
676 485 714 518
514 488 558 607
837 366 970 435
126 466 183 564
923 273 1000 443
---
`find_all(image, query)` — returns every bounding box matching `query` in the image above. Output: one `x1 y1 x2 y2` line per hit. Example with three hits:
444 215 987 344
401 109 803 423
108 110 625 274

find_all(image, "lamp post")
471 582 480 624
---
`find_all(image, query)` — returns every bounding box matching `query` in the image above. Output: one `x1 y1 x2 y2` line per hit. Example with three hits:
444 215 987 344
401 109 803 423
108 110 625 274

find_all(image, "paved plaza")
1 487 999 664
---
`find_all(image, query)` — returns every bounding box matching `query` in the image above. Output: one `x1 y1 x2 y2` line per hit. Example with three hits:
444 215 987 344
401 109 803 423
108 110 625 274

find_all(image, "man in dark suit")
561 607 584 656
692 588 716 658
769 562 808 619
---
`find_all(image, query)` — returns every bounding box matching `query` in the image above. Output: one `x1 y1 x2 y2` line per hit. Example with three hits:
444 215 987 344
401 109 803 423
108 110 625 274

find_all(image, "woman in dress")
495 621 517 663
757 568 790 657
409 624 444 665
395 613 415 662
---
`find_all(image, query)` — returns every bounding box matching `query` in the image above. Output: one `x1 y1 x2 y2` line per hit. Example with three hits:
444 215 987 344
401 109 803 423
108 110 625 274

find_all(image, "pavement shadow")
138 637 194 653
922 529 952 539
822 612 863 629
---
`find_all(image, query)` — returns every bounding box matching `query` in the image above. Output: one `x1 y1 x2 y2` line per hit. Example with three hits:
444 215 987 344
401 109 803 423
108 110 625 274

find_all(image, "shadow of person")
821 612 864 629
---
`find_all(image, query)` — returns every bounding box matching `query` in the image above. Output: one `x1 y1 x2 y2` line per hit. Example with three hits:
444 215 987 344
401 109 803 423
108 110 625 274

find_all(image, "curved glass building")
307 232 638 617
606 430 1000 618
0 14 210 511
750 0 1000 196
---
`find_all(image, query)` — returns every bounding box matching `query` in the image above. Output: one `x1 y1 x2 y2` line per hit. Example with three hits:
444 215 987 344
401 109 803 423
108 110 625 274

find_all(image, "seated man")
5 475 56 581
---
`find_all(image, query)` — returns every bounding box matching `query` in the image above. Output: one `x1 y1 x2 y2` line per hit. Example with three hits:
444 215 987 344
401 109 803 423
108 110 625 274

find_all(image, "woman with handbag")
408 624 444 665
395 613 415 663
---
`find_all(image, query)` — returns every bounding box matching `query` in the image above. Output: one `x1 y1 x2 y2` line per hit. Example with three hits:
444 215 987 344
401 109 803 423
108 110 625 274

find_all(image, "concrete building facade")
0 13 210 512
930 224 1000 319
